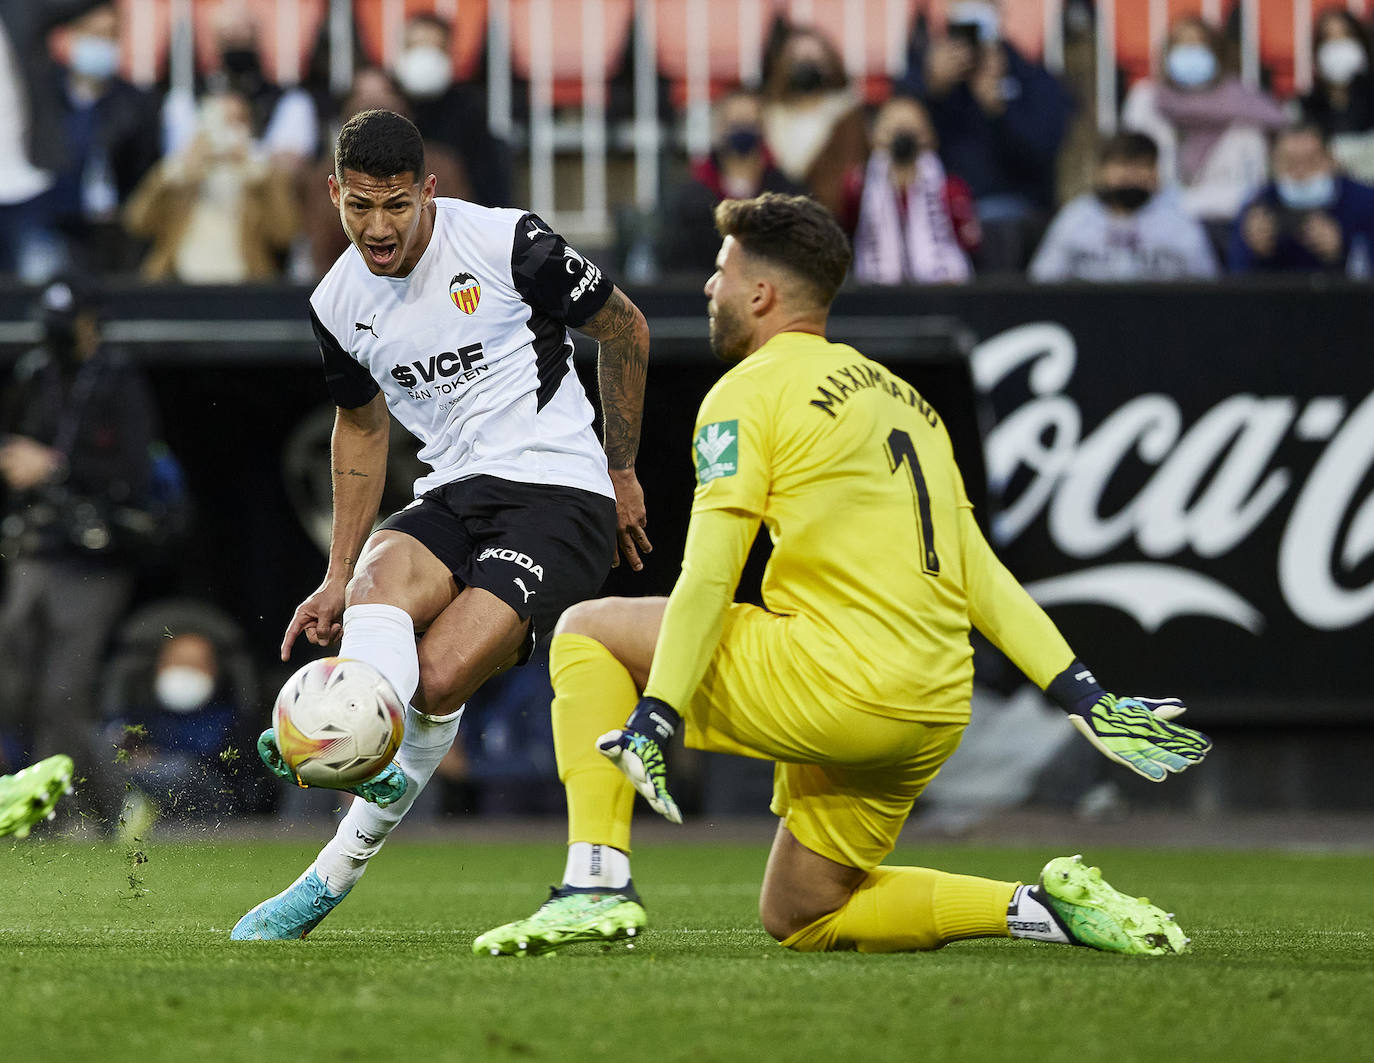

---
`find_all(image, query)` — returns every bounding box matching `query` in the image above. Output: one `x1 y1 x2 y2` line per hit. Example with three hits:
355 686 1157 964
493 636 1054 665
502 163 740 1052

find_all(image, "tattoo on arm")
582 287 648 470
334 468 370 477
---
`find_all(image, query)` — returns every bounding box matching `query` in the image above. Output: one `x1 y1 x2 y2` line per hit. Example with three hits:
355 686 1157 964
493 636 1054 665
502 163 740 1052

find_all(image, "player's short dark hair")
335 109 425 183
1099 131 1158 165
713 193 851 307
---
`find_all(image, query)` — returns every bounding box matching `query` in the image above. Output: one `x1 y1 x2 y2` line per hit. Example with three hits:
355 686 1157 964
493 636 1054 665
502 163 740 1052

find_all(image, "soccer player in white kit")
232 109 652 939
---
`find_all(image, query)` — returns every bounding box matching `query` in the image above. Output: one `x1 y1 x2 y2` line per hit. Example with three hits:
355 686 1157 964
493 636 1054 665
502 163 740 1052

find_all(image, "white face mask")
395 45 452 100
155 666 215 714
1318 38 1367 86
70 35 120 81
1166 42 1217 88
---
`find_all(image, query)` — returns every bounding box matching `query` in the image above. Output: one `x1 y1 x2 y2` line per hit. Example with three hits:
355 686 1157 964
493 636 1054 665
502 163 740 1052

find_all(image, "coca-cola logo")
974 322 1374 633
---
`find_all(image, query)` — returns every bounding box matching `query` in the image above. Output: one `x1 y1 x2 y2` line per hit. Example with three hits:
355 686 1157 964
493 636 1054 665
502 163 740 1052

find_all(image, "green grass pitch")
3 836 1372 1063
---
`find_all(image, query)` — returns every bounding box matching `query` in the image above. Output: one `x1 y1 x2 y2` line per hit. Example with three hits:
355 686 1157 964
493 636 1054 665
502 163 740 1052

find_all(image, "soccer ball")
273 657 405 787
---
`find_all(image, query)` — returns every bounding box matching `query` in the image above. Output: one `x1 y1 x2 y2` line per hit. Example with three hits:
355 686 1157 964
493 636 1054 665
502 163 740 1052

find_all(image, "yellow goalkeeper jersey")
644 330 1073 724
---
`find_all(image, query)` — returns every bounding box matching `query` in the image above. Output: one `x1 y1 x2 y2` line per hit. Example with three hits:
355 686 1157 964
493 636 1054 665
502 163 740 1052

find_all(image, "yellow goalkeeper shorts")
684 603 967 871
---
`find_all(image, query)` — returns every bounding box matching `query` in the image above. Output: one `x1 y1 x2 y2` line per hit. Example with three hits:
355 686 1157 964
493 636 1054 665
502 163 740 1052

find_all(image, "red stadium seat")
507 0 634 108
353 0 488 82
654 0 782 106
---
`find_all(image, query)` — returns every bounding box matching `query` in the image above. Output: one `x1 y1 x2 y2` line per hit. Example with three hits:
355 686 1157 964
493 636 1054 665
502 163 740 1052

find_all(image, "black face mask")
722 126 762 157
889 131 921 165
221 48 261 79
42 322 80 366
1096 185 1152 211
787 61 825 94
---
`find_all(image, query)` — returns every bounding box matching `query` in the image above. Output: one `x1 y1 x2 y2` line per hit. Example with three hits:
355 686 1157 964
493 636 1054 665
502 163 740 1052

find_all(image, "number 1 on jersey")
885 428 940 576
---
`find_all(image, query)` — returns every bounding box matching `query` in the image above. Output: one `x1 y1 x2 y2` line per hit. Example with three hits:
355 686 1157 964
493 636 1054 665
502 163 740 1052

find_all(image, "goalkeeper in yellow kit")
475 193 1210 958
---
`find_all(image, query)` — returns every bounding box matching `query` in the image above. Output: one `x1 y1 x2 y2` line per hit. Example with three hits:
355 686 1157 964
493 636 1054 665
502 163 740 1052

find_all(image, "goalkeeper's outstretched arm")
957 506 1211 781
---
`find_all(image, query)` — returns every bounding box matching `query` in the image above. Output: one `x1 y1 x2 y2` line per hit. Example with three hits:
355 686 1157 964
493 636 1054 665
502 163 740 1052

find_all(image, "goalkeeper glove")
1047 661 1212 782
596 696 683 824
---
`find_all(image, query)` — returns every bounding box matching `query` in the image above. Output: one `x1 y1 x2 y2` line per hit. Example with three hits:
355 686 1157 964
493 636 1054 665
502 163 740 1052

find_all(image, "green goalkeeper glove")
1048 662 1212 782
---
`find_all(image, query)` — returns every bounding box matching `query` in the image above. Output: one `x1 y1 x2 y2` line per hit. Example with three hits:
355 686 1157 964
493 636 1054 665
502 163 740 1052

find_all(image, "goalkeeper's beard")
708 301 750 363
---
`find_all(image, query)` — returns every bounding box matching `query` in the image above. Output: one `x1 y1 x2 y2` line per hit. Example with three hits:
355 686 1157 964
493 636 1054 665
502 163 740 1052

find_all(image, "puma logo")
355 314 379 338
514 577 536 603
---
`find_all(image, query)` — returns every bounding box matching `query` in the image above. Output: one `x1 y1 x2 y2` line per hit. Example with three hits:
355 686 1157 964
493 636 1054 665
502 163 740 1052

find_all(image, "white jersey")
309 198 615 500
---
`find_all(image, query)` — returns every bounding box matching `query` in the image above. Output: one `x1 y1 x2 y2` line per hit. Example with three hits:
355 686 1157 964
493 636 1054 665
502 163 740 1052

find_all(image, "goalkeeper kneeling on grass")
475 193 1211 959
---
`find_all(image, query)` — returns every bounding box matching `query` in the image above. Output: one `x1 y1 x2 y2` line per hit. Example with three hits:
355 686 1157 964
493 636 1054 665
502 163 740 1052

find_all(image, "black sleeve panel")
509 212 614 328
311 304 380 409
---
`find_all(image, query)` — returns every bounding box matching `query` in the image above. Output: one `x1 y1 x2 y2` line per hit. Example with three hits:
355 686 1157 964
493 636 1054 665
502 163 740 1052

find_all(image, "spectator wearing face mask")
659 89 804 277
1229 122 1374 275
1300 10 1374 184
51 3 160 274
899 0 1072 272
393 12 511 208
759 25 869 216
298 67 472 279
1030 132 1217 282
162 5 319 169
124 90 300 283
841 95 977 285
106 632 246 828
1122 16 1286 226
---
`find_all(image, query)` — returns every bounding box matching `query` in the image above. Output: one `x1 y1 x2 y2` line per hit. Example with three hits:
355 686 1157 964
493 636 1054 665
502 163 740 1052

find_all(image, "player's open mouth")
365 242 398 267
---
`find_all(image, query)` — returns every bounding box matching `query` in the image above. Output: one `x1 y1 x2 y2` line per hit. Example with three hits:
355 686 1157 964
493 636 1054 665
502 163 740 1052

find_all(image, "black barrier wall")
2 281 1372 730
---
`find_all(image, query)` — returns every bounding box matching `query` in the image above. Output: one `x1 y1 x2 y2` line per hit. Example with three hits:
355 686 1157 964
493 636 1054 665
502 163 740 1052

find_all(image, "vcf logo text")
390 343 486 399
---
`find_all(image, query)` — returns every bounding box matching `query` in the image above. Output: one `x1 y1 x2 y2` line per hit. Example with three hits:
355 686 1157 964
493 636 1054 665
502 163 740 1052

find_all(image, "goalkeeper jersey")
644 330 1073 723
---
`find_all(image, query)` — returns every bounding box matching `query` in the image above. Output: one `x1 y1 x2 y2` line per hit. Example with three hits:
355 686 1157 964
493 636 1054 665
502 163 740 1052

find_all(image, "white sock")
1006 884 1072 944
563 842 631 889
339 603 419 707
311 703 464 893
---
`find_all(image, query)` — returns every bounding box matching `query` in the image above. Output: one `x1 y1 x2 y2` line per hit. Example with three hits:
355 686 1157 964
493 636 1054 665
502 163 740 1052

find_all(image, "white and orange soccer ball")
273 657 404 787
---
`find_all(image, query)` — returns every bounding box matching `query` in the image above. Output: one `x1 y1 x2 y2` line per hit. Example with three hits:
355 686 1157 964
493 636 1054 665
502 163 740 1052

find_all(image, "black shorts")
378 474 617 647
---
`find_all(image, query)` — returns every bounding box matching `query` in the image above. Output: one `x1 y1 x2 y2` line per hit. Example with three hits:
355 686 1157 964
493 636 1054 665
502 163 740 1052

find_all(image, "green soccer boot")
0 755 75 838
1039 855 1190 956
473 884 647 957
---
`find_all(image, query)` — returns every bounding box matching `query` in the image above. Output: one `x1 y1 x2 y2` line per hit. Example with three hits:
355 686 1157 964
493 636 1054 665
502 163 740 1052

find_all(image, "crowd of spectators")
6 1 1374 288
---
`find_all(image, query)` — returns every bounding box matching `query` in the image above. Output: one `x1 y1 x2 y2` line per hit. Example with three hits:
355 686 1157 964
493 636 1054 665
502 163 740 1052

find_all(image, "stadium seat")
507 0 634 108
353 0 488 82
653 0 782 106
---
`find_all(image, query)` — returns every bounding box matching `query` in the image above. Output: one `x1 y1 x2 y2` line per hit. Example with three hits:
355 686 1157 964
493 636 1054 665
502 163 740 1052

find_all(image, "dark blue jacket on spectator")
1228 176 1374 273
899 40 1071 211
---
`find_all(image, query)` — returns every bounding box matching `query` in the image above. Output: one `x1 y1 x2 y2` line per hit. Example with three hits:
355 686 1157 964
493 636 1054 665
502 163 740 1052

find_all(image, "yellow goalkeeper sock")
550 632 638 854
780 866 1017 952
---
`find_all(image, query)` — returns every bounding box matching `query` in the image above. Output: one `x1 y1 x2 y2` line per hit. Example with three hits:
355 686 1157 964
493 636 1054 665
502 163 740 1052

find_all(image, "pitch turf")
2 836 1372 1063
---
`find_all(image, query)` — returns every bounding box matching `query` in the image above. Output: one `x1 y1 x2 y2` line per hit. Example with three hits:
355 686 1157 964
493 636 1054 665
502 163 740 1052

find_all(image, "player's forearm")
643 507 757 707
585 288 650 469
959 506 1074 690
326 406 389 581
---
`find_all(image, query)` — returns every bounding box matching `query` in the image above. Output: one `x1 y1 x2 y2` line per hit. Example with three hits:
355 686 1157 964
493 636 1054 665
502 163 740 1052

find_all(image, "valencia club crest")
450 272 481 314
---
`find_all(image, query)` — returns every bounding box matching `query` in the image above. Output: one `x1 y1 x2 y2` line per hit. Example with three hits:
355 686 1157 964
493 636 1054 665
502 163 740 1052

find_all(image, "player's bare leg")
757 824 866 941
